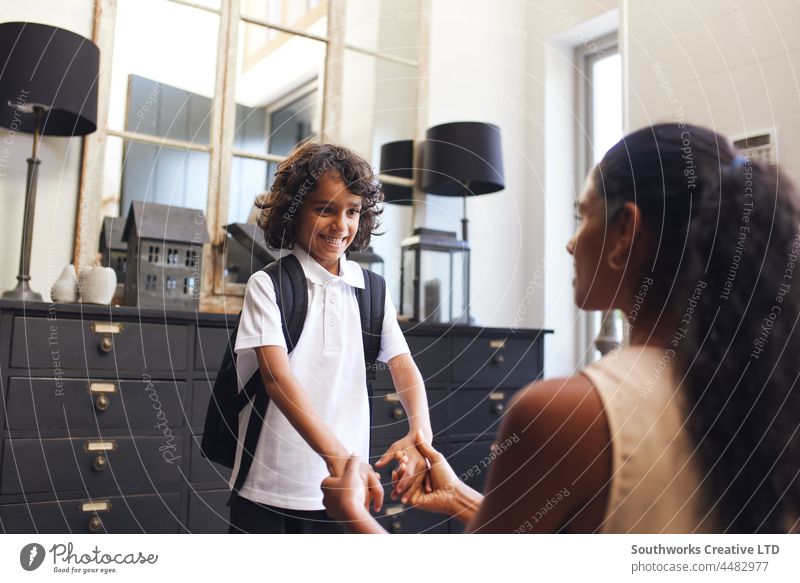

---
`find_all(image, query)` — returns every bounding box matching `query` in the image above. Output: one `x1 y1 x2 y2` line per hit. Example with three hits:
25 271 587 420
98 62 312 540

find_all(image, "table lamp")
0 22 99 301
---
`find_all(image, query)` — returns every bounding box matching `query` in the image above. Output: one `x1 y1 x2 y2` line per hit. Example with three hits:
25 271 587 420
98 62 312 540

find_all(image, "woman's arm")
466 375 611 533
256 346 383 509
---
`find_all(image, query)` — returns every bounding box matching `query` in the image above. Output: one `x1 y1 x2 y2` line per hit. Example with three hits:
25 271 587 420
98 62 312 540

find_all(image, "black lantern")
409 122 504 324
400 228 469 324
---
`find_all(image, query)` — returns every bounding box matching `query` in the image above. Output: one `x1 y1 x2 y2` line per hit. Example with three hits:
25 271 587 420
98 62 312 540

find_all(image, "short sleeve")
235 271 287 353
376 288 410 363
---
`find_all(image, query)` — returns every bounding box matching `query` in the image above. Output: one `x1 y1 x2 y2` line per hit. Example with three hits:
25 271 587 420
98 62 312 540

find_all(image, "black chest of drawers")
0 300 547 533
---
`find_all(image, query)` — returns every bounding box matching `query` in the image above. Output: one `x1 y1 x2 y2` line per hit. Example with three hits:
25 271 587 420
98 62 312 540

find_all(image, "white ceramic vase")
50 264 79 303
81 265 118 305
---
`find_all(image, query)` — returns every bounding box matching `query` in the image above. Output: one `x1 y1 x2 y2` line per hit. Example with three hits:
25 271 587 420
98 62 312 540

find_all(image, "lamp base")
2 276 43 302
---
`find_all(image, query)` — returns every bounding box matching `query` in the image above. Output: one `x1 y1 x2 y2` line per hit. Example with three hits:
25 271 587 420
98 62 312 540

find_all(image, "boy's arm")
255 345 383 510
375 353 433 499
388 353 432 439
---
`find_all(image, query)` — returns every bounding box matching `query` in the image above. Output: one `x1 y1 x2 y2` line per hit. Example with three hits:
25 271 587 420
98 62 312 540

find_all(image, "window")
78 0 423 311
577 33 623 361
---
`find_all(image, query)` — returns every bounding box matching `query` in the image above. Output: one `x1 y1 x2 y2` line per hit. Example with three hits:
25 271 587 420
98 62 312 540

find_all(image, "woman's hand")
405 430 462 515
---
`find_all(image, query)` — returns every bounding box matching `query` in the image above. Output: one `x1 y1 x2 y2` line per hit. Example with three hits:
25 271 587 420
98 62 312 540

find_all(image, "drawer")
192 376 214 428
189 437 231 484
448 387 513 437
449 439 497 494
451 336 541 387
195 325 234 372
0 493 180 533
187 489 231 533
5 377 185 430
1 436 183 494
375 504 449 534
371 389 447 443
374 335 450 388
10 316 188 372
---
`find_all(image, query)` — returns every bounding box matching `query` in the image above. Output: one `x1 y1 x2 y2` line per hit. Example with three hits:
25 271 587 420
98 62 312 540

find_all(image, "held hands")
321 431 463 523
375 431 433 503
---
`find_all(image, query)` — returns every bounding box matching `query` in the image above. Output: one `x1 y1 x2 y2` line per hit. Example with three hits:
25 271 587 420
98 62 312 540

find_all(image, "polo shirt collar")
290 246 365 289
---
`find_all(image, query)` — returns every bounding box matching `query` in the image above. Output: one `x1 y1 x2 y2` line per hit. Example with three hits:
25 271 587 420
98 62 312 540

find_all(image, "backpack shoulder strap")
263 253 307 352
356 268 386 382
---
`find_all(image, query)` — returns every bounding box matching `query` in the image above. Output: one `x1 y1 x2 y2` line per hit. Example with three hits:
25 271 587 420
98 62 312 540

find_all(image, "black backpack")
200 254 386 499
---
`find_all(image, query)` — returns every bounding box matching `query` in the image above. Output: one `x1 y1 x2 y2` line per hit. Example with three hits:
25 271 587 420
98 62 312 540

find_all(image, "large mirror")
80 0 424 311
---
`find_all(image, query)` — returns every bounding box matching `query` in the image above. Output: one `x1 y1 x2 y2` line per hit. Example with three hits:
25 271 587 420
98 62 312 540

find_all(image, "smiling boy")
228 143 432 533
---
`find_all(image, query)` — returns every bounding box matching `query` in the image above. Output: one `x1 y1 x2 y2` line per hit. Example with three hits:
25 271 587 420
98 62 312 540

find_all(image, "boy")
229 143 432 533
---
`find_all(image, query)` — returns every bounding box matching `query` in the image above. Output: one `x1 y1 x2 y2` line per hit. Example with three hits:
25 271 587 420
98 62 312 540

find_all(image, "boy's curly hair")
255 142 383 252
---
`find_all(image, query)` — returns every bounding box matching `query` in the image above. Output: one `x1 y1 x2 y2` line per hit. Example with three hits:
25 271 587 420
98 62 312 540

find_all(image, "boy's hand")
322 454 372 522
327 454 384 512
375 432 432 502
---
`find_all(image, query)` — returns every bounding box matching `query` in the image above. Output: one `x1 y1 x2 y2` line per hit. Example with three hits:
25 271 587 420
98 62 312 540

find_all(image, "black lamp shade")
421 121 504 196
0 22 99 136
379 140 414 205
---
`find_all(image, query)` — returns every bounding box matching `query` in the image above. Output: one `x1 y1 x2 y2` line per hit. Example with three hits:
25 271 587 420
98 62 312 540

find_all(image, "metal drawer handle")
391 407 406 421
84 440 117 453
89 383 116 412
91 322 123 335
88 516 103 533
92 322 123 354
99 336 113 353
490 392 505 414
81 501 111 513
492 354 505 365
489 339 506 349
382 505 403 533
384 393 401 403
92 455 108 472
94 395 110 411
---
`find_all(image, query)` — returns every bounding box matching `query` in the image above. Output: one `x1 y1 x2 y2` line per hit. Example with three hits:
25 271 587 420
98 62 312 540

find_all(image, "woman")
323 123 800 533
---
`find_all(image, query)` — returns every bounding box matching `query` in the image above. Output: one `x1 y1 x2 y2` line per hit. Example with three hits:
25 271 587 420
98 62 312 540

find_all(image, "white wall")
624 0 800 187
0 0 94 298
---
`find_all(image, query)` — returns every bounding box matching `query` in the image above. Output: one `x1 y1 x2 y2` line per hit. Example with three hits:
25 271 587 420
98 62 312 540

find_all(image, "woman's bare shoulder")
507 373 603 429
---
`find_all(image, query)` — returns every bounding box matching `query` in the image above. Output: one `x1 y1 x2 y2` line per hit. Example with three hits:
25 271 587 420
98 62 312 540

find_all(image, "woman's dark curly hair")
255 142 383 252
596 123 800 533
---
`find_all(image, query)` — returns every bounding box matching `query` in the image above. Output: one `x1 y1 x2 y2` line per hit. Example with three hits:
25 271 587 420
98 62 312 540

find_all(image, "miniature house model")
99 216 127 304
122 201 210 310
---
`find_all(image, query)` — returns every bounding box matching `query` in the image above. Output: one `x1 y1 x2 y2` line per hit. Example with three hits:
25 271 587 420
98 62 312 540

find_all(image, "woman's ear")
606 201 642 271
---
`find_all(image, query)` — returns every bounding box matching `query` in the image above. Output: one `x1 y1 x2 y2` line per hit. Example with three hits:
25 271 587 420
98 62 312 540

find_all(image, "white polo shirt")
232 246 410 510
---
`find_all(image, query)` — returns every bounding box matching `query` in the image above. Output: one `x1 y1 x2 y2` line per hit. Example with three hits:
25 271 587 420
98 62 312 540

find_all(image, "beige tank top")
582 345 717 533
